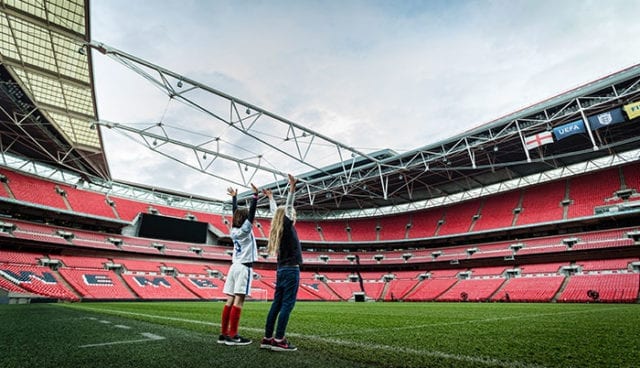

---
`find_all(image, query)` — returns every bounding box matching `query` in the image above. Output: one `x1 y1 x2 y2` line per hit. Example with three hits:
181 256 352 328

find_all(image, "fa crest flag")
553 119 585 141
588 108 625 130
524 131 554 150
623 100 640 120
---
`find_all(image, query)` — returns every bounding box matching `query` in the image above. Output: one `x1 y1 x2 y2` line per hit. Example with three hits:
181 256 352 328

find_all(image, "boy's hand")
227 187 237 197
288 173 297 186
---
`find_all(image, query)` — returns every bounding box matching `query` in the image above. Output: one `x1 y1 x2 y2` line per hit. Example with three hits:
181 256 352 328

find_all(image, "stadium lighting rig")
83 41 416 203
82 40 640 212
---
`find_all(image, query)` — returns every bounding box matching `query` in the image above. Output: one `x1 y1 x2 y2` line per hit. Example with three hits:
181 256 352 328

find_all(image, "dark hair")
232 208 249 228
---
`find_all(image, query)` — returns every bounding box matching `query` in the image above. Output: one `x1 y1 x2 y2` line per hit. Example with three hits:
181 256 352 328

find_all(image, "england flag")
525 131 554 150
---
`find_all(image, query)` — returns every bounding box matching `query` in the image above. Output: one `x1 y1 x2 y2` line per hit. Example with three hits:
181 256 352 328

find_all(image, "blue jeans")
264 266 300 339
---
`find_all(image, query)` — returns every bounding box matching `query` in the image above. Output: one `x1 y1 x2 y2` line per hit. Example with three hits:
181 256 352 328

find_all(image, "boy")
218 183 259 346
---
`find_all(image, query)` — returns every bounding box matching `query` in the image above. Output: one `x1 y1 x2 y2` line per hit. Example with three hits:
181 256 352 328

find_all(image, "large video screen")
137 213 208 243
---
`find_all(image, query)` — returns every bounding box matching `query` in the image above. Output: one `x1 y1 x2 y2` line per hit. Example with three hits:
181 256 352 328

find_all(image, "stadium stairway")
637 276 640 303
562 181 571 220
551 275 571 302
52 268 82 300
322 280 345 301
487 277 510 302
396 278 424 301
377 281 391 301
114 270 139 299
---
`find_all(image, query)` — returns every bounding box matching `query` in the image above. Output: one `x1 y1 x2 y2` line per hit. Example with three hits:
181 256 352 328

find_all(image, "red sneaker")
271 337 297 352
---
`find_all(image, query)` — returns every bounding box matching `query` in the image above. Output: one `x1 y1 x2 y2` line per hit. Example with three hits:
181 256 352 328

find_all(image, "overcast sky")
89 0 640 201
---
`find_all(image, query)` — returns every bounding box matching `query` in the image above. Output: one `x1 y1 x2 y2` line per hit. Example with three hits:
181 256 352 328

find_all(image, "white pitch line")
71 307 548 368
79 332 164 348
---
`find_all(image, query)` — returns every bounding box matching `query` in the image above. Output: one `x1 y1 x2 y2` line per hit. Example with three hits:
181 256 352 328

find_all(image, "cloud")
90 0 640 200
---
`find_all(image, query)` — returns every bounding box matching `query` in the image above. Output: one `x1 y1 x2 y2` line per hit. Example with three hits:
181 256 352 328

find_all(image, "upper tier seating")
348 218 378 242
438 199 481 235
0 169 67 209
0 181 9 198
254 217 271 238
294 221 322 241
2 163 639 244
516 180 566 225
192 212 227 234
109 196 152 221
567 168 621 218
622 164 640 193
318 220 349 242
473 191 521 231
63 185 116 219
407 207 443 239
378 214 410 241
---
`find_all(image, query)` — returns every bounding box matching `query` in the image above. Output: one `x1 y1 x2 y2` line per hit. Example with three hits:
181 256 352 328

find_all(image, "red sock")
221 305 232 336
228 306 242 337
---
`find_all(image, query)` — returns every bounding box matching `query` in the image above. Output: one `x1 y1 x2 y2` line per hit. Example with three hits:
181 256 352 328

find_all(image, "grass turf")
0 301 638 368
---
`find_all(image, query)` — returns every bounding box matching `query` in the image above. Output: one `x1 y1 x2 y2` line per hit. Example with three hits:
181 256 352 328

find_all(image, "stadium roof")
0 0 109 180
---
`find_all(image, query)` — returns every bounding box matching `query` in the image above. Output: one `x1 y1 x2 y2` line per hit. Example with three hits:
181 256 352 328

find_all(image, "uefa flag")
525 131 554 150
623 100 640 120
553 119 585 141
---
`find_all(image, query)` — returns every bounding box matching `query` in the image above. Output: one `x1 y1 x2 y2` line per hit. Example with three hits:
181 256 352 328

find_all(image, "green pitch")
0 301 638 368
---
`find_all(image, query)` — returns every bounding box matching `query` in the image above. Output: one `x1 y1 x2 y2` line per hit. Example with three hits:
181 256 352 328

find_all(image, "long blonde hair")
267 207 286 256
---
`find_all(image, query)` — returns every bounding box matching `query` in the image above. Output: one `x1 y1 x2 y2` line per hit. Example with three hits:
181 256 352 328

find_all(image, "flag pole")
577 100 599 151
515 121 532 163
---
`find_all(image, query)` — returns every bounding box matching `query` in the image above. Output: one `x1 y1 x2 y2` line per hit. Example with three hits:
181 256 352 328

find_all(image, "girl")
260 174 302 352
